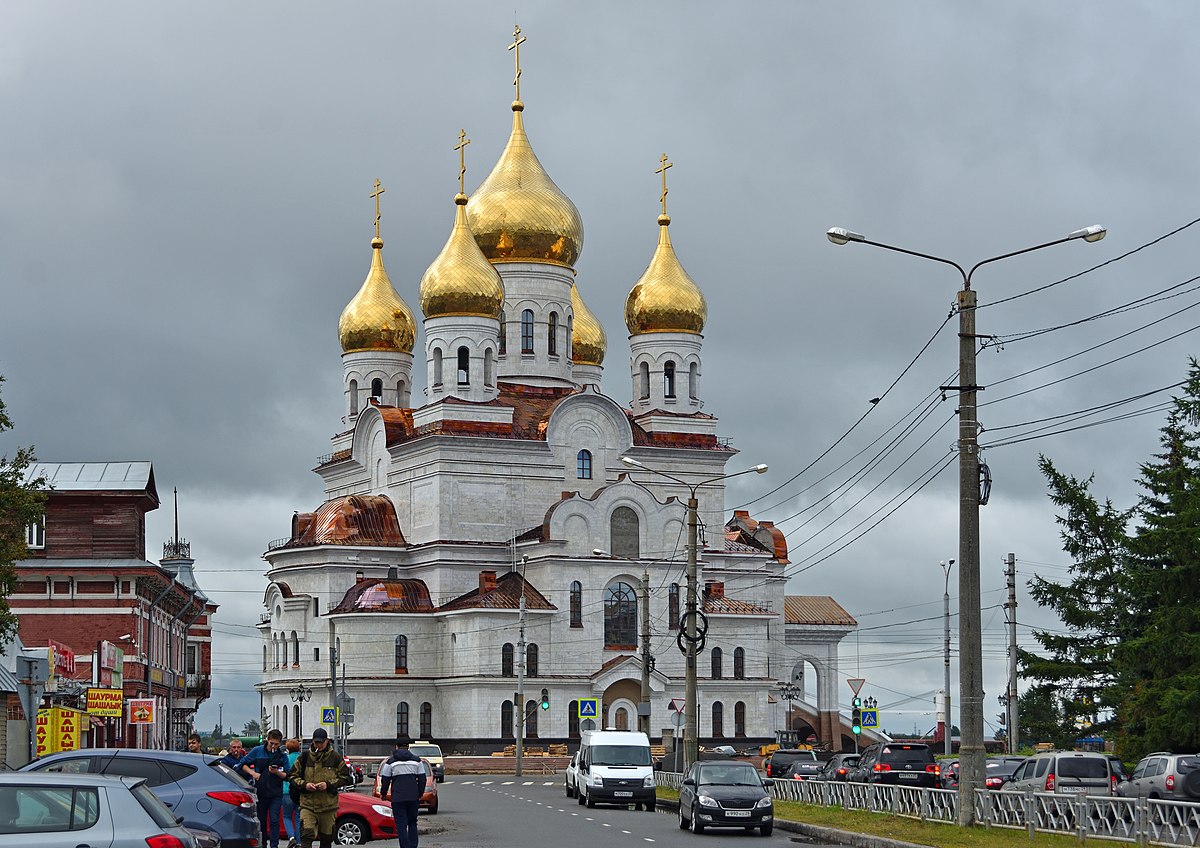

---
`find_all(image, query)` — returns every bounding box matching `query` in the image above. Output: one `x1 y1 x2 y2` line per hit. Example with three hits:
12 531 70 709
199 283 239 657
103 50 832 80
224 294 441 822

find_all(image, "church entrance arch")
602 678 640 731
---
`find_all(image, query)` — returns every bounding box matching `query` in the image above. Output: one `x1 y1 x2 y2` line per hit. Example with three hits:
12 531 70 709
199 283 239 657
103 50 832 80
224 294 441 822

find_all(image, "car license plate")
899 773 919 780
614 791 633 797
725 810 751 818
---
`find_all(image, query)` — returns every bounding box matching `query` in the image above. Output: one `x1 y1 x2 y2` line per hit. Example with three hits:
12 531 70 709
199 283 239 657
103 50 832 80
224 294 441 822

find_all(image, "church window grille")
734 647 745 679
521 309 535 353
349 379 359 415
569 700 580 739
525 700 538 737
577 449 592 480
604 581 637 649
457 347 470 385
25 516 44 549
420 702 432 738
484 349 494 387
711 647 723 679
262 644 267 672
291 631 299 666
610 506 640 559
668 583 680 630
570 581 582 628
548 311 558 356
567 315 573 361
502 643 514 677
526 643 539 678
499 311 506 355
639 362 650 399
501 700 514 739
689 362 699 399
371 378 383 400
397 702 410 738
395 635 408 673
712 702 724 738
734 701 746 737
664 361 676 398
432 349 443 387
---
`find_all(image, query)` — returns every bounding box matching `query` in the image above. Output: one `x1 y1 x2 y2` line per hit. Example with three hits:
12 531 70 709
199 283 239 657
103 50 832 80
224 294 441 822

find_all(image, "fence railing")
655 773 1200 846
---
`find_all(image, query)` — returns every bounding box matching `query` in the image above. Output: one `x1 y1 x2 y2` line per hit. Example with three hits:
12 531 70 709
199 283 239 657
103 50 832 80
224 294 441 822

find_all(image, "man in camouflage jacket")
288 727 350 848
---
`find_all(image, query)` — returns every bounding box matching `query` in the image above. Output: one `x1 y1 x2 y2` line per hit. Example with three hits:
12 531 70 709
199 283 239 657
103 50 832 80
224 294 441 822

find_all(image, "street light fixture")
939 559 955 757
620 456 768 772
290 684 313 738
827 223 1105 825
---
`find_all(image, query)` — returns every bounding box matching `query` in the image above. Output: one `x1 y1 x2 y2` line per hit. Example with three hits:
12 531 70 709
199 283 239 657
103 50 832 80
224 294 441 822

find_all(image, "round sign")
671 711 685 728
580 718 597 731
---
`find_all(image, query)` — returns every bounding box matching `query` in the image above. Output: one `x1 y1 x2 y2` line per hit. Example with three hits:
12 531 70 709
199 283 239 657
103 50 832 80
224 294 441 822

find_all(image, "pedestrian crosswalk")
456 779 558 785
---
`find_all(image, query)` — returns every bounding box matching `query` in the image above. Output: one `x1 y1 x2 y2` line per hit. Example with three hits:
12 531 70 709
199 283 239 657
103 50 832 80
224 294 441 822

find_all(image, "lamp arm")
965 234 1077 288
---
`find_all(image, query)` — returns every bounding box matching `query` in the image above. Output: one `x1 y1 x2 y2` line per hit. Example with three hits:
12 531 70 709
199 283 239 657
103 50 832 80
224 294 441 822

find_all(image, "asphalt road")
418 774 851 848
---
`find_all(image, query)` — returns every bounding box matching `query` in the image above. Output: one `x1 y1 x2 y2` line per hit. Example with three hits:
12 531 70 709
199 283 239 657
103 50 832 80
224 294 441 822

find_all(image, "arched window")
397 702 410 737
502 643 514 677
371 378 383 400
577 449 592 480
711 646 723 679
291 631 299 666
349 379 359 415
638 361 650 399
610 506 639 559
526 643 539 678
569 700 580 739
457 346 470 385
712 702 725 738
734 701 746 737
526 699 538 738
262 644 267 672
293 705 299 736
395 635 408 673
604 582 637 648
501 700 514 739
689 362 699 399
397 379 406 405
664 360 676 398
432 348 443 386
734 647 745 679
521 309 535 353
420 702 432 738
273 635 280 669
614 706 630 731
570 581 582 628
499 311 507 355
548 311 559 356
668 583 680 630
282 706 288 737
567 315 574 361
484 349 494 387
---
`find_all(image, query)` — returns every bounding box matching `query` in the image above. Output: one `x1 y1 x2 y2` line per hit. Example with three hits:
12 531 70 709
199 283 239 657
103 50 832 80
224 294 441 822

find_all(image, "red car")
335 790 398 845
373 758 439 814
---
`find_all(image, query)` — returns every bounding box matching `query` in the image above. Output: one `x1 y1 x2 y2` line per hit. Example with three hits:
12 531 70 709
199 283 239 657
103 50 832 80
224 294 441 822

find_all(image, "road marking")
571 812 579 816
523 780 534 785
644 839 656 843
621 830 631 834
460 780 475 784
502 781 514 785
585 817 593 821
481 781 493 785
602 823 611 827
542 780 554 785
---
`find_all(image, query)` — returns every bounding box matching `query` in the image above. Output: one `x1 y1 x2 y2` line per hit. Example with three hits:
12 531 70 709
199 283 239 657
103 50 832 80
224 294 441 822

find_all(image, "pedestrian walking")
238 729 290 848
378 734 425 848
281 737 302 848
220 738 246 768
287 728 350 848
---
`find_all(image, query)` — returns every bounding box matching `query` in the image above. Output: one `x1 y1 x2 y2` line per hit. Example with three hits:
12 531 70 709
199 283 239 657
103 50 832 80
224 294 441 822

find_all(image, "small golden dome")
339 237 417 353
466 107 584 267
624 215 707 335
420 194 505 319
570 282 606 366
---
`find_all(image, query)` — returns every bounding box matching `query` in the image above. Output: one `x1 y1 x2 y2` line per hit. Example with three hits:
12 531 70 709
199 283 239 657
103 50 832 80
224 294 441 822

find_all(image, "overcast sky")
3 2 1197 739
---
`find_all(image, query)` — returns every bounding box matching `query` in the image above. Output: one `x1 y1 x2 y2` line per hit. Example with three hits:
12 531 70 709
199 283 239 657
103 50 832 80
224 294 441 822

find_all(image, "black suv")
851 742 939 788
765 749 816 779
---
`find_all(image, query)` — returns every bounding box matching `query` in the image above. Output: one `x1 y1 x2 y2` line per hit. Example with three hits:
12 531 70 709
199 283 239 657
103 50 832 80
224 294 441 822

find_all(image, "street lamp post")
621 456 768 772
290 684 313 739
939 559 955 757
827 223 1105 825
777 683 800 745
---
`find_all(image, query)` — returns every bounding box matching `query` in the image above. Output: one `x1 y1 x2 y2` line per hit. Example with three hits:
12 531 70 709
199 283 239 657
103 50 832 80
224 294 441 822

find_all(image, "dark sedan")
678 760 774 836
816 753 860 781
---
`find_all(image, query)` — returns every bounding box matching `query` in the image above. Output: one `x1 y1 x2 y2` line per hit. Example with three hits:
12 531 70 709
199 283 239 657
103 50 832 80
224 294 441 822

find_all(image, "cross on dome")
454 129 471 195
656 153 673 219
509 24 527 103
370 179 386 240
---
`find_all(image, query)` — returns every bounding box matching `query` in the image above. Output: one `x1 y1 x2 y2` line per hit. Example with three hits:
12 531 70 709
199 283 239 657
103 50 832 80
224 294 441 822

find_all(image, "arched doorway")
602 678 641 732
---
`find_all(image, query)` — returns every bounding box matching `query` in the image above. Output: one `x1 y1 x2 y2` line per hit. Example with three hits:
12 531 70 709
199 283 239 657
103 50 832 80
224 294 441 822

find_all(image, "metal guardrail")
655 773 1200 846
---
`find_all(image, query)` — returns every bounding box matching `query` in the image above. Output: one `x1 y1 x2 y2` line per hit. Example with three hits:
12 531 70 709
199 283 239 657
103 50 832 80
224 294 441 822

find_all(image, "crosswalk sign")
321 707 337 725
862 710 878 729
578 698 599 719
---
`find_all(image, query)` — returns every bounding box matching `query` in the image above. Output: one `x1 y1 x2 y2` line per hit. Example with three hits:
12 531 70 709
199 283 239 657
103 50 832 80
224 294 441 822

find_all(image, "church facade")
256 33 847 754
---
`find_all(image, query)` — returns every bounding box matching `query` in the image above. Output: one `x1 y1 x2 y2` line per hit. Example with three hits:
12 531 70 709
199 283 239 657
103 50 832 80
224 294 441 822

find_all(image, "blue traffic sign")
861 710 878 729
321 707 337 725
579 698 599 718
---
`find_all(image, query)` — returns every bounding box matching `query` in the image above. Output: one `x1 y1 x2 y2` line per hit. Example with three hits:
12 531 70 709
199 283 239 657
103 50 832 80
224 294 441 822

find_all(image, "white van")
576 730 656 811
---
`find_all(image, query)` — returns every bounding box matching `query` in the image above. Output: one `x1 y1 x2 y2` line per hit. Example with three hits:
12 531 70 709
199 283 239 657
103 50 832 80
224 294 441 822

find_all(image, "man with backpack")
378 734 426 848
237 729 290 848
287 727 350 848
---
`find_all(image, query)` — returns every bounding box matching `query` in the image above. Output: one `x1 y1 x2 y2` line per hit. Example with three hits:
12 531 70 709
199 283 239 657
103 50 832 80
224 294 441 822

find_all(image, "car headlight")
697 794 719 807
755 796 773 809
643 775 655 788
592 773 604 787
371 805 394 817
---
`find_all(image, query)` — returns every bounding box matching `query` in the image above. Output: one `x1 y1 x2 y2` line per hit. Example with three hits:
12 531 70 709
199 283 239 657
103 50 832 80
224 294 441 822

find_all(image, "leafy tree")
1018 684 1074 748
242 719 261 737
210 723 225 743
0 375 47 649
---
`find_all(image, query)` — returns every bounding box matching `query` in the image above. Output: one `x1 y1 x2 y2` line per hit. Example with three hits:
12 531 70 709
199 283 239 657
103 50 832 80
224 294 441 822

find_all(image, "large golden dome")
624 214 707 335
420 194 505 319
570 282 606 366
339 237 417 353
466 103 584 267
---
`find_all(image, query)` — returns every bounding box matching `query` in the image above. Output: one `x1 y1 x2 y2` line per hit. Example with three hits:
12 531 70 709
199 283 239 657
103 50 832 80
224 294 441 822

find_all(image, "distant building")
13 461 217 750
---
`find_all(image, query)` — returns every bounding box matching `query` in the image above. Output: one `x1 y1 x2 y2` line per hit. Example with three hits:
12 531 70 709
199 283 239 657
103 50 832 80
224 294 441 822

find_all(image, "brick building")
14 461 216 750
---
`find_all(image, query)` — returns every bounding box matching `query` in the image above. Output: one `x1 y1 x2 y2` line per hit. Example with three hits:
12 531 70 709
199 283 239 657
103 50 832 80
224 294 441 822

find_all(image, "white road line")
481 781 493 785
542 780 554 785
621 830 631 834
460 780 475 784
523 780 534 785
644 839 656 843
502 781 514 785
602 823 611 827
571 812 579 816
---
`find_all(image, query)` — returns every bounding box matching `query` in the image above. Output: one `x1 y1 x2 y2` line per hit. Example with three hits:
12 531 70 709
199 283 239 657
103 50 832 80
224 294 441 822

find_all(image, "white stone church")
257 37 856 754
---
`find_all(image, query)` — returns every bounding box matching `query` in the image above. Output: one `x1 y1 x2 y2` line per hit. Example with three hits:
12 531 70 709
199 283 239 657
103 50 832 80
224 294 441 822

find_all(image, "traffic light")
851 697 862 735
540 688 550 711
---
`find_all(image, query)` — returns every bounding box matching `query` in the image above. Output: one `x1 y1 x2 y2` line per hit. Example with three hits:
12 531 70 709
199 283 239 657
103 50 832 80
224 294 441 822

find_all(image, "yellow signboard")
86 688 124 717
35 706 83 757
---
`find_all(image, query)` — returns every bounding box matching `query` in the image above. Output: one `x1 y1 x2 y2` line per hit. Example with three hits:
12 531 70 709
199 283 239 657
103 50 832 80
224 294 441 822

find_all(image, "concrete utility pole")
515 556 528 777
940 559 955 757
1005 553 1019 753
640 568 652 736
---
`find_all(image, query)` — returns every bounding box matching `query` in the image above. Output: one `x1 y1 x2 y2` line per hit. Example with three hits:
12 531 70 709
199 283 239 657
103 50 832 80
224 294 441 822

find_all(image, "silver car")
1002 750 1114 796
0 772 198 847
1119 753 1200 801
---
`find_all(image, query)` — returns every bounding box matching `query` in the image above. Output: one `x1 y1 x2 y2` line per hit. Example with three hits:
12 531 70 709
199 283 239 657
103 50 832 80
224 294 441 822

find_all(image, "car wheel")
585 788 596 808
646 801 656 813
429 801 438 815
335 814 369 845
565 781 572 798
689 804 705 833
759 822 773 837
678 804 688 830
577 787 585 805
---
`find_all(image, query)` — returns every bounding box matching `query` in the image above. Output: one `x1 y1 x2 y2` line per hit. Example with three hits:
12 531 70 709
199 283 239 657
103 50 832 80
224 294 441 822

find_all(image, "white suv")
1118 753 1200 801
563 752 580 798
1002 751 1114 796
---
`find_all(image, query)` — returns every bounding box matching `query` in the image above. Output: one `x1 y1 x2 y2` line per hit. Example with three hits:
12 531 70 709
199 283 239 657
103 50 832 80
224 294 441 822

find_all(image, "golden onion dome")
624 214 707 335
466 103 584 267
419 194 505 319
338 237 417 353
570 282 606 366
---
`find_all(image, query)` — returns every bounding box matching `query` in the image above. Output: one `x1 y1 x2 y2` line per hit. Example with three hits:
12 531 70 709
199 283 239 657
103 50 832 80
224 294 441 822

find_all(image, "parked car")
984 757 1027 789
1118 753 1200 801
851 742 940 788
0 771 200 847
335 788 399 845
564 751 580 797
783 756 824 780
373 758 439 813
940 759 960 789
765 749 817 779
343 755 365 787
1002 750 1114 796
816 753 859 781
1107 755 1132 784
22 748 259 847
410 741 445 783
677 759 774 836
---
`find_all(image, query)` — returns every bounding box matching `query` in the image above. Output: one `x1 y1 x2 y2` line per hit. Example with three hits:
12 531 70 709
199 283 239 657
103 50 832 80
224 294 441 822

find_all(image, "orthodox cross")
656 153 673 216
454 129 471 195
509 24 527 101
370 179 386 240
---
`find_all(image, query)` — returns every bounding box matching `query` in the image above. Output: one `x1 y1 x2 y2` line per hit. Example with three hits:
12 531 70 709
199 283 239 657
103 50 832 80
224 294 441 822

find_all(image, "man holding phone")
238 728 290 848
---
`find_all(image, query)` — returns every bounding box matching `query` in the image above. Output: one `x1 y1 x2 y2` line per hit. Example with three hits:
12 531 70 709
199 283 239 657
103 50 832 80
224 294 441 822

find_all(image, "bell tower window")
457 346 470 385
548 311 559 356
371 378 383 401
521 309 535 353
499 310 507 355
576 450 593 480
664 361 676 398
432 349 443 387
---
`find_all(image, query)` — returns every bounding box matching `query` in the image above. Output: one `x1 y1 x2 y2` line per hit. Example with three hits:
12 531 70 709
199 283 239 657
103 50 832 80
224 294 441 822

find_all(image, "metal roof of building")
784 595 857 627
27 461 155 493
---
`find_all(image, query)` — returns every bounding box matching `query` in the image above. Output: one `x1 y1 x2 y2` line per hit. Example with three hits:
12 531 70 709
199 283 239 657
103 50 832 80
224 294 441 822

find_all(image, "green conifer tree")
0 376 47 648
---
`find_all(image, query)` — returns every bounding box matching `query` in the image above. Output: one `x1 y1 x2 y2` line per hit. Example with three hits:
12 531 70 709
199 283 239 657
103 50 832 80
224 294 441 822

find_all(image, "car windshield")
1058 758 1107 778
410 746 441 758
591 745 651 766
699 766 761 786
